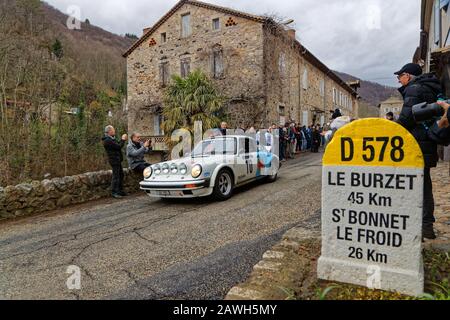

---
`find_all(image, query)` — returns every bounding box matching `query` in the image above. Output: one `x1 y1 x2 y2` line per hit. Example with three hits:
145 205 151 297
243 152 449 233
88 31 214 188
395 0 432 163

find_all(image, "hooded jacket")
102 135 125 167
397 73 442 168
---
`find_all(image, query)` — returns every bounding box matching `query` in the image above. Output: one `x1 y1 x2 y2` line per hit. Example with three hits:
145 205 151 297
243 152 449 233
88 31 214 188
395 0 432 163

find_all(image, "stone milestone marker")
318 118 425 296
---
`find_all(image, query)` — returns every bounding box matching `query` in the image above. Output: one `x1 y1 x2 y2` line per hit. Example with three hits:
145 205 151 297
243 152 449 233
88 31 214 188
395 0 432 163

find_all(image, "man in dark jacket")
395 63 442 239
102 125 128 199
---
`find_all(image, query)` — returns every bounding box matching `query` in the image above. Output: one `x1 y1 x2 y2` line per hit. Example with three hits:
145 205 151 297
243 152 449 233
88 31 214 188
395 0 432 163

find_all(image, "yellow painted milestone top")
323 118 424 168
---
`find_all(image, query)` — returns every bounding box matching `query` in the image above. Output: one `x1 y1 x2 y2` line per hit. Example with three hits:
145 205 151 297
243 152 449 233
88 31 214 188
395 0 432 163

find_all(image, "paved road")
0 152 323 300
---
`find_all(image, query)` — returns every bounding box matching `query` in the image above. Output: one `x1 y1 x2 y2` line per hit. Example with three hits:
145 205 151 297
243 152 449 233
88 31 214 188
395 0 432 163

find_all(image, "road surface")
0 152 323 300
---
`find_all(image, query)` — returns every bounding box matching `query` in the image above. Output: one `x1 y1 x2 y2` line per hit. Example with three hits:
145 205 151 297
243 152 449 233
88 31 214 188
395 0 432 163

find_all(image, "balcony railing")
142 136 169 152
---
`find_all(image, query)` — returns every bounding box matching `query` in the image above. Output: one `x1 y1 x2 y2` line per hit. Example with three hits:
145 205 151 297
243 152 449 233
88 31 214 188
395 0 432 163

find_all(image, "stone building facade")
378 96 404 120
414 0 450 96
123 0 359 139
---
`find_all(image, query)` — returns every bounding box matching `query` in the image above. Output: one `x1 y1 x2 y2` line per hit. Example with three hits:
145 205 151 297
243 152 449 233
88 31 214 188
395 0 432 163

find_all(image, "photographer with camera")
127 133 153 175
395 63 442 240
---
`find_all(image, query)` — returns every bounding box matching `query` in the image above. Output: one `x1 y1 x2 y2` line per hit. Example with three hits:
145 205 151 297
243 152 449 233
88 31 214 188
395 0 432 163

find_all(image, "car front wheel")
212 169 234 201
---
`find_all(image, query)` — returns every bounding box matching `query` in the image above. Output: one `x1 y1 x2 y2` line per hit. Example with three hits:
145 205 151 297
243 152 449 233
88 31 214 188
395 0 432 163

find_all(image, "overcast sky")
46 0 421 87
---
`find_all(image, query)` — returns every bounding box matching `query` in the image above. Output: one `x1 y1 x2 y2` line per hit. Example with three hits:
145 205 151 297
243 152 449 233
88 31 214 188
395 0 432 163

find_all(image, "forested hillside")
334 71 401 107
0 0 133 186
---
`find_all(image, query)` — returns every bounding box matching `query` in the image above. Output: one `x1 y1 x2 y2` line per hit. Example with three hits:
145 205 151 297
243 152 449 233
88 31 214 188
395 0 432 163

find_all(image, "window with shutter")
212 18 220 31
302 69 308 90
213 47 224 78
181 13 191 38
159 62 169 87
181 58 191 78
434 0 441 45
279 53 286 76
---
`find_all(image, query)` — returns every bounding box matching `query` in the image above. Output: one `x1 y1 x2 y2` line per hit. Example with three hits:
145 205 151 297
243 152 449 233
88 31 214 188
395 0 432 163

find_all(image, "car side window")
239 138 246 155
239 138 257 155
245 138 257 154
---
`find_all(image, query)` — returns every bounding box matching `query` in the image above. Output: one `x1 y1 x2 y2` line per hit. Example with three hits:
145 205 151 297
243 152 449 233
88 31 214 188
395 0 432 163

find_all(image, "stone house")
378 96 404 120
123 0 359 142
414 0 450 96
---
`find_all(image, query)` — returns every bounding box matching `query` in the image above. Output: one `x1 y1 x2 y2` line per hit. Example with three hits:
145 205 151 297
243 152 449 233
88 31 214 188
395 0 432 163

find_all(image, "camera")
412 99 450 122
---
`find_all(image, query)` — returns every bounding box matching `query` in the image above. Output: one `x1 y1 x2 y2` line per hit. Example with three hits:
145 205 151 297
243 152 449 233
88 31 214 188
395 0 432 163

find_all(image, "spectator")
306 125 312 150
279 125 287 162
311 126 321 153
220 122 228 136
287 123 296 159
127 133 153 175
102 126 128 199
295 123 302 153
395 63 442 239
386 112 395 121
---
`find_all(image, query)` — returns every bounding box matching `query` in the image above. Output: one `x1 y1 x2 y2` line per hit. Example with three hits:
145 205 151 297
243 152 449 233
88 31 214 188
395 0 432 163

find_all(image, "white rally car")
140 135 280 201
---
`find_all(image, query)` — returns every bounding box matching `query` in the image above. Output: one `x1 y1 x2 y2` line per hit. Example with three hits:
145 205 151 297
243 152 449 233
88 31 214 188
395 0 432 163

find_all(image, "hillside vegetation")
0 0 133 186
334 71 401 107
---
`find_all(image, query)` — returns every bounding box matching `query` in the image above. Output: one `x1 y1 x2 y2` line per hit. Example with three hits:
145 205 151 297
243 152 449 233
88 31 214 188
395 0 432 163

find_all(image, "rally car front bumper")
140 179 213 198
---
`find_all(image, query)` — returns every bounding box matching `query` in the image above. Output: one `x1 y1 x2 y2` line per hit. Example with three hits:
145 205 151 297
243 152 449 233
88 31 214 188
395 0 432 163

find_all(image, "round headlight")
143 167 153 179
179 163 187 175
191 164 202 178
162 163 170 174
154 165 161 175
170 163 178 174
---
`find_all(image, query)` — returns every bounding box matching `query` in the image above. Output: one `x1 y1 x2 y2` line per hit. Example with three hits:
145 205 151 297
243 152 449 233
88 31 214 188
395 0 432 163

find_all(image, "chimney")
143 27 151 35
287 29 296 39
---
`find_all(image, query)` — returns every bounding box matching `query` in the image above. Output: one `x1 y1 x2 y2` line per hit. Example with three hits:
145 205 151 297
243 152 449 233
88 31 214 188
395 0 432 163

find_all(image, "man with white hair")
102 125 128 199
395 63 442 239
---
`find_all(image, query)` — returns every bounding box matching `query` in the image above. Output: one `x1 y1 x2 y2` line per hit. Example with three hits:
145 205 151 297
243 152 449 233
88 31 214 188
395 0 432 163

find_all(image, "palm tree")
162 70 225 139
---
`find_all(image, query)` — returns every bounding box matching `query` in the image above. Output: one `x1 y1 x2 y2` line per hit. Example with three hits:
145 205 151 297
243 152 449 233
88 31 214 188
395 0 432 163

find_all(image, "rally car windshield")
191 139 237 157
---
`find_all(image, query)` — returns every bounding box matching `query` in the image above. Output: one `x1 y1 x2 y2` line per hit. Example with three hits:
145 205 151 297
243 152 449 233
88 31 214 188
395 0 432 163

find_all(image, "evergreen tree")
51 39 63 59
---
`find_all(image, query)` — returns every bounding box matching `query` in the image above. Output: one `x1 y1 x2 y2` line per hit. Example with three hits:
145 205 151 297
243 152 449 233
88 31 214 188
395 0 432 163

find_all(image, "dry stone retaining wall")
0 170 142 220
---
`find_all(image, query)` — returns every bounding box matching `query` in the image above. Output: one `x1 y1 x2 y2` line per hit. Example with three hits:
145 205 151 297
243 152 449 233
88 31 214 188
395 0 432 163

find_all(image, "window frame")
279 52 287 77
302 69 309 90
159 61 170 87
180 58 191 78
212 46 224 78
319 79 325 97
154 112 165 136
434 0 441 45
181 13 192 38
212 18 220 31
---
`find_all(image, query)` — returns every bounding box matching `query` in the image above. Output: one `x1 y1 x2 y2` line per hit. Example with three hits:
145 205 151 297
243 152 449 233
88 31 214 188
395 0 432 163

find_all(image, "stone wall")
0 170 142 220
263 25 358 127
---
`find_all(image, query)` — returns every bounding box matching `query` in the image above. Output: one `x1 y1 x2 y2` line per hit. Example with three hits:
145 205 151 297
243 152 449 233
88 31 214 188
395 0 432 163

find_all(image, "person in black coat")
395 63 442 239
102 126 128 199
311 126 321 153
